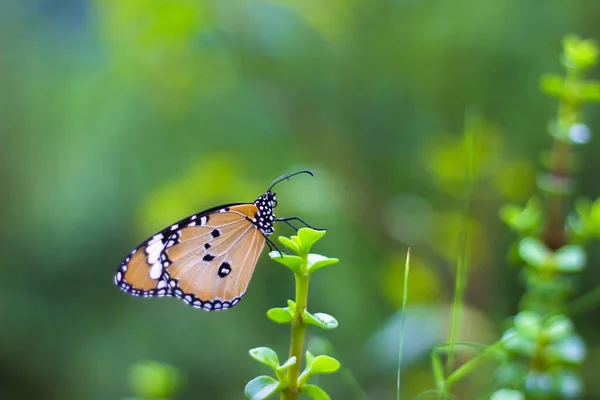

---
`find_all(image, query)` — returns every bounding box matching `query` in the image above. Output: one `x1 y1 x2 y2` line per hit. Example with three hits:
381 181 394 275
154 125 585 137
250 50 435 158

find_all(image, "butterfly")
114 170 316 311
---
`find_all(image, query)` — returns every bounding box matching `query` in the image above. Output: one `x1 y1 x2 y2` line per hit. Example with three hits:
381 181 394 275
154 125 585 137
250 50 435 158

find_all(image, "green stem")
445 114 476 385
397 248 411 400
282 259 310 400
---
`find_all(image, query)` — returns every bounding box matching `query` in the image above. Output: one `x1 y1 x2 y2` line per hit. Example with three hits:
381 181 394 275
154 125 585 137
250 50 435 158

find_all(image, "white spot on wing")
147 247 162 265
148 234 163 245
157 280 167 289
200 216 208 225
171 224 179 230
149 262 162 279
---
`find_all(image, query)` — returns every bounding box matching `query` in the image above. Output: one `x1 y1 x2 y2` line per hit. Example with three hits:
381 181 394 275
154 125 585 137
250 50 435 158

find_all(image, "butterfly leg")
265 236 284 258
276 216 325 231
280 219 300 231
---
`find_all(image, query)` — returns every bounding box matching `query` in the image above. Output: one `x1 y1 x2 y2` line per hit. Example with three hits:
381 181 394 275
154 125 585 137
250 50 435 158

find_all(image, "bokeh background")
2 1 600 399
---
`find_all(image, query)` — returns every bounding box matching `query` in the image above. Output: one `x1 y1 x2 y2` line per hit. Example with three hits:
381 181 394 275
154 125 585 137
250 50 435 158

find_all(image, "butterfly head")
253 192 276 236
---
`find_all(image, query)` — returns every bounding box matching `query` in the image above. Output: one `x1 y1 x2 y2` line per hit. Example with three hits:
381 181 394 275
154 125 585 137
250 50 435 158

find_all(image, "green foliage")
424 33 600 400
128 361 181 399
491 33 600 399
246 229 340 400
8 1 600 398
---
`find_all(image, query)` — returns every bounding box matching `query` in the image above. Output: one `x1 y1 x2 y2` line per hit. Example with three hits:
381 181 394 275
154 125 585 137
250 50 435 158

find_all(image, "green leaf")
499 198 541 234
301 384 331 400
555 245 586 272
278 236 300 254
299 351 340 386
310 355 340 374
518 237 550 268
269 253 303 274
279 356 297 371
514 311 542 337
244 376 282 400
542 315 574 342
547 335 586 364
297 228 327 252
562 34 599 71
307 254 339 274
554 370 583 398
305 350 315 367
129 361 181 398
291 235 303 249
303 311 338 330
267 307 294 324
540 74 565 98
501 328 536 357
249 347 279 369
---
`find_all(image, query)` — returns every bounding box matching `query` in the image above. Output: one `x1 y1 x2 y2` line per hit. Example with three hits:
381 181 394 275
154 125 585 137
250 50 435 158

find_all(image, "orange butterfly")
114 170 315 311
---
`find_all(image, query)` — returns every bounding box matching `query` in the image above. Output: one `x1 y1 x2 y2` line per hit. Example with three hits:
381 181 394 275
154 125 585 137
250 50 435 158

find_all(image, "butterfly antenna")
268 170 314 192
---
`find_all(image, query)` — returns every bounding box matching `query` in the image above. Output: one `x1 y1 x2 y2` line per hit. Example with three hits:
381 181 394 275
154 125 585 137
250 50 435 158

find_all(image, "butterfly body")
114 170 314 311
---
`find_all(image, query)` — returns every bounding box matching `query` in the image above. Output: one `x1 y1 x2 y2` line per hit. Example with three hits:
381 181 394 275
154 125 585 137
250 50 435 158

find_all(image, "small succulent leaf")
305 351 315 369
499 204 523 228
301 384 331 400
500 199 542 234
555 245 586 272
303 311 338 330
267 307 294 324
297 228 327 252
309 356 340 374
546 335 587 364
287 299 297 311
501 328 536 357
244 376 282 400
562 34 599 71
269 253 303 273
540 74 565 98
278 356 297 371
542 315 574 342
291 235 302 249
278 236 300 254
514 311 542 338
518 237 550 268
307 254 339 274
249 347 280 369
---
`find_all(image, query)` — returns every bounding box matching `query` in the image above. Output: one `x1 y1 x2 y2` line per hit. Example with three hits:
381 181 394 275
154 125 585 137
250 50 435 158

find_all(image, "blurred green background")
2 0 600 399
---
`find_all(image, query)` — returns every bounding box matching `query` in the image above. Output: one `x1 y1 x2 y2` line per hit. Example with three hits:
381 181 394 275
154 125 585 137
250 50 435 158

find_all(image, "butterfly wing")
115 204 266 310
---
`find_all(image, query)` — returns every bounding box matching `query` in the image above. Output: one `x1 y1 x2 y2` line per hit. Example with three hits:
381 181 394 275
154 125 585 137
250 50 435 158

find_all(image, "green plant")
418 34 600 399
423 36 600 400
245 228 340 400
492 33 600 400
